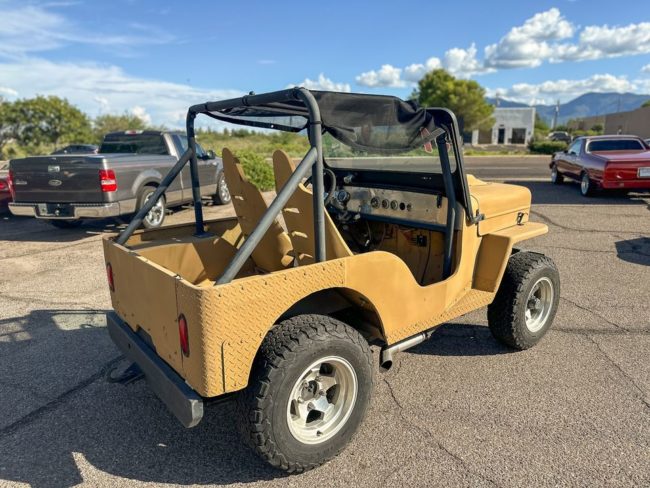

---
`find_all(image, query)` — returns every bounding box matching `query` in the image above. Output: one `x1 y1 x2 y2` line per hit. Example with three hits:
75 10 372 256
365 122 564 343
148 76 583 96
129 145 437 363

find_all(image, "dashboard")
332 186 448 229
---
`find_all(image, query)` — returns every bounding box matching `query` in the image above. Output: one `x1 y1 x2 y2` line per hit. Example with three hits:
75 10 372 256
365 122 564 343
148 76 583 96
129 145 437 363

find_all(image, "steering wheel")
304 168 337 206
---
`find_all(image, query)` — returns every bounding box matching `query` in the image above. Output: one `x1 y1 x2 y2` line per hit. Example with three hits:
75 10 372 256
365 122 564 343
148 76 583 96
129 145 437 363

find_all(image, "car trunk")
599 152 650 181
11 155 105 203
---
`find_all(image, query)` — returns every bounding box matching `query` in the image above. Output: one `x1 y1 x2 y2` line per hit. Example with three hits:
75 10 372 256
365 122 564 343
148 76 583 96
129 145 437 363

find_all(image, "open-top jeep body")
104 89 559 472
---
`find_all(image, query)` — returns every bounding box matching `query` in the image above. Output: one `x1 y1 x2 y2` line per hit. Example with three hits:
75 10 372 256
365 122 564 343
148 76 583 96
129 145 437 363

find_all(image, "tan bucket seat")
272 149 352 265
221 148 294 272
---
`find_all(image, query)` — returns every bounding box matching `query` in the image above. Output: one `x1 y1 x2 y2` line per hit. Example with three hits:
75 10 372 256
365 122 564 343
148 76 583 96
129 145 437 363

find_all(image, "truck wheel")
237 314 373 473
487 252 560 350
49 219 83 229
550 164 564 184
580 172 596 197
212 172 231 205
138 186 166 229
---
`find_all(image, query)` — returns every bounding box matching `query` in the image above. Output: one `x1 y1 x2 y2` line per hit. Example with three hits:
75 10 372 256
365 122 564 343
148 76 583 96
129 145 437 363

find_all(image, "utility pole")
552 99 560 130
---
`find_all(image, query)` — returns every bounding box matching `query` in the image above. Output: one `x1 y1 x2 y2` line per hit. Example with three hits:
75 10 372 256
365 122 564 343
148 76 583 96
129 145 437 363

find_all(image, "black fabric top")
205 91 443 154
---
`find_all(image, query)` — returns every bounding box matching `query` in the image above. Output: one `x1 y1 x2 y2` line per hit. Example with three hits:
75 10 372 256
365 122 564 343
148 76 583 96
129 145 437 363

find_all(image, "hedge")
528 140 568 154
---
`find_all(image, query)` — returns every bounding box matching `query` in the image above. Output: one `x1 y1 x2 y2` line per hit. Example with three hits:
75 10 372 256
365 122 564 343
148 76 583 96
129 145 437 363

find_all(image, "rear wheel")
550 164 564 184
237 314 373 473
137 186 166 229
212 172 231 205
49 219 83 229
580 172 596 197
487 252 560 350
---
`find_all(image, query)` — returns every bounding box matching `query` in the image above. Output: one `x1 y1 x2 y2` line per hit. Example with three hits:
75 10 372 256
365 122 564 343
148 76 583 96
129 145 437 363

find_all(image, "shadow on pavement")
408 323 513 357
502 180 649 206
0 308 285 487
0 214 125 243
615 237 650 267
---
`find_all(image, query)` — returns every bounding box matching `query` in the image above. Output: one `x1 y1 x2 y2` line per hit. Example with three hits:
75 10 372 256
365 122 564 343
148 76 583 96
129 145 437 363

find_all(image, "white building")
470 107 535 146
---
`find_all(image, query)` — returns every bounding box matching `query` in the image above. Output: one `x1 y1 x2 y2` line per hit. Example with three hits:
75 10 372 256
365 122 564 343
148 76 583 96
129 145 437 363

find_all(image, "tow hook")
106 361 144 385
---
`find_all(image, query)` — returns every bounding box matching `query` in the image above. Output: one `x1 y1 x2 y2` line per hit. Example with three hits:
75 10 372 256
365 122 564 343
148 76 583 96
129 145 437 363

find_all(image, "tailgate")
605 160 650 181
10 155 105 203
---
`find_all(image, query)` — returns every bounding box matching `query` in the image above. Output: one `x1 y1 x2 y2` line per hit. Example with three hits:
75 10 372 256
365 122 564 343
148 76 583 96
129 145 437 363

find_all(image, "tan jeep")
103 89 560 473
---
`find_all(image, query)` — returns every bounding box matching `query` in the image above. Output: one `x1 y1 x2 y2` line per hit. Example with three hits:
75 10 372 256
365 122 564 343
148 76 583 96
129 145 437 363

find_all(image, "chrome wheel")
218 175 230 203
143 192 164 227
525 277 554 333
286 356 358 445
581 174 590 195
551 166 558 183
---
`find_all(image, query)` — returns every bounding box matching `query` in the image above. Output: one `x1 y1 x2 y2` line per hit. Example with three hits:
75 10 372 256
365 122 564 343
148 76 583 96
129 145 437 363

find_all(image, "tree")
11 96 92 149
412 69 494 132
534 113 549 133
93 113 148 143
642 100 650 108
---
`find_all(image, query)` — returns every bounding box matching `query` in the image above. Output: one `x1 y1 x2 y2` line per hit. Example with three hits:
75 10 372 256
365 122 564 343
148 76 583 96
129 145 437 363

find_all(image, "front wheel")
237 315 373 473
487 252 560 350
550 164 564 184
212 172 231 205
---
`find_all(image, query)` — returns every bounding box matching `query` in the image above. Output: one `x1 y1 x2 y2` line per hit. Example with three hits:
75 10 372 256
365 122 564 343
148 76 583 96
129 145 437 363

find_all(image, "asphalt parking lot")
0 159 648 487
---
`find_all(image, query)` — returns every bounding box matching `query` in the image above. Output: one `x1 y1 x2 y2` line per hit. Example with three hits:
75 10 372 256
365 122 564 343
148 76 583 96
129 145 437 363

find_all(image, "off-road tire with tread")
487 252 560 350
236 314 374 473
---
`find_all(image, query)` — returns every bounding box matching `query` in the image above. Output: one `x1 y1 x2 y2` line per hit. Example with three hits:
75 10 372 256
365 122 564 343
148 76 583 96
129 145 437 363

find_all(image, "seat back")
221 148 293 272
272 149 352 265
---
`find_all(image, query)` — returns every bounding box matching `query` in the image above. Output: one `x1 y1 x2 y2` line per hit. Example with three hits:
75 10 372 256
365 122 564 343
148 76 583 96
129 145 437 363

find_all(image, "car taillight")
178 314 190 357
106 263 114 291
99 169 117 192
7 169 14 198
0 180 6 191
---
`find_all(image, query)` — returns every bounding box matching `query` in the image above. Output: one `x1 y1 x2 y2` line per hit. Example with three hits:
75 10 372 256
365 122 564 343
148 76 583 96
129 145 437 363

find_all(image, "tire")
487 252 560 350
49 219 83 229
550 164 564 184
212 172 231 205
237 314 374 473
580 172 596 197
137 185 166 229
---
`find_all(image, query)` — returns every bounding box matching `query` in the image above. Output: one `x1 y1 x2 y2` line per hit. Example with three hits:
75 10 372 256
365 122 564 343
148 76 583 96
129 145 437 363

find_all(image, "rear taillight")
106 263 114 291
0 180 6 191
178 314 190 357
7 169 14 198
99 169 117 192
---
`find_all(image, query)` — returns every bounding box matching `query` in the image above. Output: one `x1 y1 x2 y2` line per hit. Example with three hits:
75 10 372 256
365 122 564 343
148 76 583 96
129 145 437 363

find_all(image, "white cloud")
443 44 492 77
642 64 650 74
355 65 405 88
488 74 639 105
485 8 574 68
0 86 19 97
131 106 152 125
292 74 351 92
0 4 175 58
553 22 650 62
0 57 242 128
403 57 441 82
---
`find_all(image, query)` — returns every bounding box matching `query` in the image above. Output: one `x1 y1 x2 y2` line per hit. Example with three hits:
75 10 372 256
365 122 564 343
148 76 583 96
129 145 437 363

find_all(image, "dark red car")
550 135 650 196
0 162 12 213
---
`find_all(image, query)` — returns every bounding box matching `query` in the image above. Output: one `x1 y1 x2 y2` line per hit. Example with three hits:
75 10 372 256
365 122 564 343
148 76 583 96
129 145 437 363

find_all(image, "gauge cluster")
332 186 447 226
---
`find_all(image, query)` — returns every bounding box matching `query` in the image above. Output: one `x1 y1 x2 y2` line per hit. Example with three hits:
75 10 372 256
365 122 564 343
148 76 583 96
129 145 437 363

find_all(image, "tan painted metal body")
102 149 547 398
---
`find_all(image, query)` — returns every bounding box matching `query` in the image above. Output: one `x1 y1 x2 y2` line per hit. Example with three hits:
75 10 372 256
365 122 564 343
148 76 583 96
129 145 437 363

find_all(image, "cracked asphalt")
0 170 649 487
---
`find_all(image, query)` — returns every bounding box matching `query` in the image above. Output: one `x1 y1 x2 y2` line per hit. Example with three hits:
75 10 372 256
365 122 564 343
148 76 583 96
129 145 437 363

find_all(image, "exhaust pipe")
380 331 433 371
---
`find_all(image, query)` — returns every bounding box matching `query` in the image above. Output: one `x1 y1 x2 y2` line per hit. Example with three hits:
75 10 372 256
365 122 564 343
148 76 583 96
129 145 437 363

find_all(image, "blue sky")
1 0 649 127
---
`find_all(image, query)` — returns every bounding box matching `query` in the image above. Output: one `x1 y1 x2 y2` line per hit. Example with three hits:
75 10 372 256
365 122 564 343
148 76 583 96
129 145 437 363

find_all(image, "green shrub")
528 140 568 154
235 149 275 191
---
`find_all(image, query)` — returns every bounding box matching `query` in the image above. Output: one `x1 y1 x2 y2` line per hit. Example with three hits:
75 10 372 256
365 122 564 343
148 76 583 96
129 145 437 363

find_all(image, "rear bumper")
601 180 650 190
8 200 133 219
106 312 204 428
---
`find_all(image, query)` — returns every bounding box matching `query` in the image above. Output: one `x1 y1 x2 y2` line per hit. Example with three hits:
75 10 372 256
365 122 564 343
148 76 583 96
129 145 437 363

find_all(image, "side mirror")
206 149 216 159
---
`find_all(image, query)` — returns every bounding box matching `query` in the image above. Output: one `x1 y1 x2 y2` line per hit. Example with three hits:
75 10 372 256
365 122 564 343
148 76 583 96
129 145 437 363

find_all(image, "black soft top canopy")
203 91 443 154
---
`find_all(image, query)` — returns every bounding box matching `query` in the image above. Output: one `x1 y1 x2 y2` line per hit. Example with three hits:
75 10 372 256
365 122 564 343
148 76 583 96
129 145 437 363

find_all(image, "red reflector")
99 169 117 192
106 263 114 291
178 314 190 357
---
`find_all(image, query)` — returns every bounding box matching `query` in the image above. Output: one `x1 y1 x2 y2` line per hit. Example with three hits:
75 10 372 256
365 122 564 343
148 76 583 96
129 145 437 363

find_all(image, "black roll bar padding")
215 147 319 285
186 111 206 236
115 148 194 246
437 133 457 280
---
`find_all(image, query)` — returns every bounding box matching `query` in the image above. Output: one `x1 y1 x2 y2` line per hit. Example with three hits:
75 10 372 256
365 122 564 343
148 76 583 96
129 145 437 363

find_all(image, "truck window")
100 134 170 155
587 139 645 152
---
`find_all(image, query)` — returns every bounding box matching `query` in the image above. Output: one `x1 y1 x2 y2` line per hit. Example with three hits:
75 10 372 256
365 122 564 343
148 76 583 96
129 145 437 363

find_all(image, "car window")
587 139 645 152
568 140 581 155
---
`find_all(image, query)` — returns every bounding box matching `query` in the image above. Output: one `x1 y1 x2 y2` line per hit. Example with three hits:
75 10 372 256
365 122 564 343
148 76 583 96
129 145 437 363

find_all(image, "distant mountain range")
486 92 650 125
